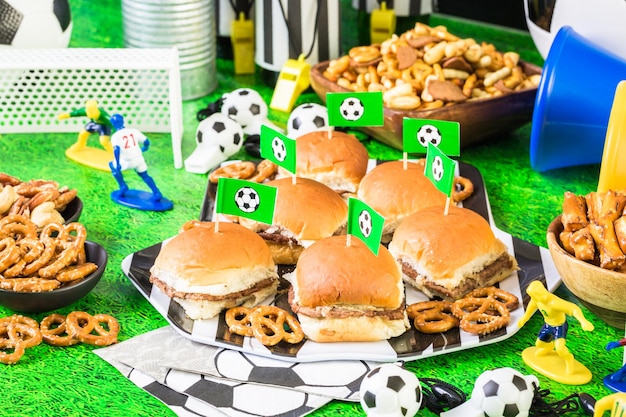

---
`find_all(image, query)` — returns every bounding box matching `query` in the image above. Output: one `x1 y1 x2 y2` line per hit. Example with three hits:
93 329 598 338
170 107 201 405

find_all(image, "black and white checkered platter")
121 160 561 363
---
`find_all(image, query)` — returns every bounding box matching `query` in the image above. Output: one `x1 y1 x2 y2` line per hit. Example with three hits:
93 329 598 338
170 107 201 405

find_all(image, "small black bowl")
59 196 83 224
0 240 107 313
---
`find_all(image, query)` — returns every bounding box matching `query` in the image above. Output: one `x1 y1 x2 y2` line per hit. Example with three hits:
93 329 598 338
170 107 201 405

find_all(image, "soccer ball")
220 88 268 132
431 156 444 181
234 187 260 213
360 364 422 417
340 97 365 121
271 136 287 162
184 113 243 174
287 103 329 138
358 210 372 237
417 124 442 147
524 0 626 60
195 113 243 157
0 0 73 48
469 368 538 417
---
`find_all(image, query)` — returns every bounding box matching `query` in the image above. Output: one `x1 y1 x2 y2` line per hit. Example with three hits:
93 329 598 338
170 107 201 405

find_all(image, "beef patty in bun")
276 130 369 196
288 235 409 342
239 177 348 264
149 221 279 320
388 205 518 300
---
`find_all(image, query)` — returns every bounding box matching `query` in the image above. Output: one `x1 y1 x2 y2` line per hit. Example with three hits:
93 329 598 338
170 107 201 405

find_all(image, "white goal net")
0 48 184 168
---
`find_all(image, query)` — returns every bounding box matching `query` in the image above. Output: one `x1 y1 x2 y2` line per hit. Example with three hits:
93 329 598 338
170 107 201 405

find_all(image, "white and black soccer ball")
360 364 422 417
340 97 365 122
358 210 373 238
195 113 243 157
417 124 442 147
431 156 444 182
469 368 538 417
221 88 268 130
271 136 287 162
287 103 329 138
0 0 72 48
234 187 260 213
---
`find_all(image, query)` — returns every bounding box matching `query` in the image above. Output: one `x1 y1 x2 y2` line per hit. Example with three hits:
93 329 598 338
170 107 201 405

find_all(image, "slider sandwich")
388 205 518 300
149 221 279 320
288 235 410 342
357 159 448 240
276 130 369 196
239 177 348 264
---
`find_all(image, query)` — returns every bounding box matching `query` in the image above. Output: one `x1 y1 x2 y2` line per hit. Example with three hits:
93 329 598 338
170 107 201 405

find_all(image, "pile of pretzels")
0 215 97 292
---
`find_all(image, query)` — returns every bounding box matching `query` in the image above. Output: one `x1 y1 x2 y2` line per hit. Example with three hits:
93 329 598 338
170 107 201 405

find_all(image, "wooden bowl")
547 216 626 329
310 60 543 150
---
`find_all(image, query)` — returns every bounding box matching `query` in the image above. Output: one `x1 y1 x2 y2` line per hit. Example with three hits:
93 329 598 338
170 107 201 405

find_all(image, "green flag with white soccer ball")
424 142 457 197
260 124 297 174
402 118 460 156
216 177 277 225
347 197 384 255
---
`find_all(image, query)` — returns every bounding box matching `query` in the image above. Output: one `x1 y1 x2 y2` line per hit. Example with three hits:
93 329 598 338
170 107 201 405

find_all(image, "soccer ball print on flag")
326 91 384 127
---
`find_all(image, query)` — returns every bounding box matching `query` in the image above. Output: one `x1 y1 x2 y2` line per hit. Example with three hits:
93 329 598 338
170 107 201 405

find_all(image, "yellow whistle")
231 12 255 75
269 54 311 114
370 1 396 44
598 80 626 193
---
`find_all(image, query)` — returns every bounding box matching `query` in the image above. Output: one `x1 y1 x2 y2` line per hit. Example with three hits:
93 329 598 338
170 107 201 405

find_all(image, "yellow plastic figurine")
58 99 114 171
593 392 626 417
518 281 595 385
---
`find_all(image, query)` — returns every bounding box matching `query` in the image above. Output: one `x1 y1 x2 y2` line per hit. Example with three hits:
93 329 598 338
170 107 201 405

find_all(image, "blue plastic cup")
530 26 626 172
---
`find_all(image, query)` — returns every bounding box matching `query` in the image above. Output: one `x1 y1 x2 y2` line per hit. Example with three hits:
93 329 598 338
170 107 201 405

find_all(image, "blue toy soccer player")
108 114 172 211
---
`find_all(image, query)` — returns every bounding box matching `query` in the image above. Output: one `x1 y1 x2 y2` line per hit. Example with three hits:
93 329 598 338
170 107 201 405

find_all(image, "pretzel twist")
407 300 459 333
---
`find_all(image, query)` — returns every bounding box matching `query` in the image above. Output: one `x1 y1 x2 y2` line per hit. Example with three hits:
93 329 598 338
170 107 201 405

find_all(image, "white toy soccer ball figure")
360 364 422 417
287 103 329 138
340 97 365 122
0 0 73 48
184 113 244 174
442 368 538 417
417 124 442 147
220 87 278 136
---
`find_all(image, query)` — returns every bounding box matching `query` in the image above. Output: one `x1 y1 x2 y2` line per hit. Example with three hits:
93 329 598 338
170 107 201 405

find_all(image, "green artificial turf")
0 1 621 416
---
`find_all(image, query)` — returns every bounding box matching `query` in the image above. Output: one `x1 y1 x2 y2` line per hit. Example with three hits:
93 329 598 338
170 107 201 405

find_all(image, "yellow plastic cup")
598 80 626 193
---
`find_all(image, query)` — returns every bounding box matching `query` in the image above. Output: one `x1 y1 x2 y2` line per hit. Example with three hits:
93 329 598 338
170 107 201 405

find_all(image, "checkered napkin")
95 326 382 417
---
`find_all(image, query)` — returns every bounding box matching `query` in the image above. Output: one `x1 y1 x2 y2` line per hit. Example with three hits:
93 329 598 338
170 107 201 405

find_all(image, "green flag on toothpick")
402 118 461 156
260 124 297 174
216 177 277 225
424 142 457 197
347 197 385 255
326 91 384 127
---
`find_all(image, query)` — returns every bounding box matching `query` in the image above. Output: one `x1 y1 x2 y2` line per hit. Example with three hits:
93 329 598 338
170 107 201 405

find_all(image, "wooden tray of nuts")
310 22 543 149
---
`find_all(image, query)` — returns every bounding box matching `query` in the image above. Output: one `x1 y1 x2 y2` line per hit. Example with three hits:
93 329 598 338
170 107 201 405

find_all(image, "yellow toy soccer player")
518 281 594 385
58 99 114 171
594 392 626 417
